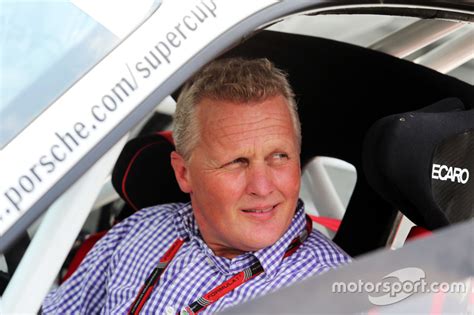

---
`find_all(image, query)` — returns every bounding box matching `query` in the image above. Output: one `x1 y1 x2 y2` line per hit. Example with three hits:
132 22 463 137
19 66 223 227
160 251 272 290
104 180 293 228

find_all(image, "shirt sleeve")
41 215 138 314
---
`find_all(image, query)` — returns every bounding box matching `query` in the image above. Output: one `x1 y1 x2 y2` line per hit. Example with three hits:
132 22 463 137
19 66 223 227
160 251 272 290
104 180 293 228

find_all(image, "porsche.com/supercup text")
3 0 217 215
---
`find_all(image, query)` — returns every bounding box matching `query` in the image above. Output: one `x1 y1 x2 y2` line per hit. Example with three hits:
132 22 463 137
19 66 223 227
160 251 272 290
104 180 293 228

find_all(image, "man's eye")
233 157 248 164
272 153 289 160
270 152 289 165
222 158 248 169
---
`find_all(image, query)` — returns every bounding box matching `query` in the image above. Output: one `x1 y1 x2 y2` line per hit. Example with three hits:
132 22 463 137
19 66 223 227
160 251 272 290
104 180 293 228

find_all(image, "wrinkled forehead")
198 94 291 122
195 95 297 148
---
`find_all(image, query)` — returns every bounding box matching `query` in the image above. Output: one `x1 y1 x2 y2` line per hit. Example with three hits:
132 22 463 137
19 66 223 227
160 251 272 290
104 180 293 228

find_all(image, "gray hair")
173 58 301 160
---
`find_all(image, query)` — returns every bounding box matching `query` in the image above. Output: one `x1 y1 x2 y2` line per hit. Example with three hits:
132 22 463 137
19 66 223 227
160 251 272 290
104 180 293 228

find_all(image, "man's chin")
241 233 283 252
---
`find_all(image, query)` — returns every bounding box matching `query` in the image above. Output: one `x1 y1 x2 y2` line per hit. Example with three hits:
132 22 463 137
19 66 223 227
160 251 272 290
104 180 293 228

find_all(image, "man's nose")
245 163 275 197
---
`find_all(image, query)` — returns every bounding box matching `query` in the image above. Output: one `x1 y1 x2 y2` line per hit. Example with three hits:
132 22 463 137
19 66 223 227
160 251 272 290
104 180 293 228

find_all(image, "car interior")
42 29 473 284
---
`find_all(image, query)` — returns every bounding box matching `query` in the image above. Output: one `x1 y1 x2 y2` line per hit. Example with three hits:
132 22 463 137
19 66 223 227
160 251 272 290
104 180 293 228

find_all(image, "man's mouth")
241 205 276 213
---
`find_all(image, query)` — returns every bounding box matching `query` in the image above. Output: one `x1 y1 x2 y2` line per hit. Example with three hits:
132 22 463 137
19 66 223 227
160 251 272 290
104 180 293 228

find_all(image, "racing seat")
62 131 189 282
362 97 474 235
111 131 189 220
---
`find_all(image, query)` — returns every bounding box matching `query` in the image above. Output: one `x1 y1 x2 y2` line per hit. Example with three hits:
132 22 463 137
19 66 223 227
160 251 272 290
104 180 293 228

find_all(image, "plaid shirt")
42 201 350 314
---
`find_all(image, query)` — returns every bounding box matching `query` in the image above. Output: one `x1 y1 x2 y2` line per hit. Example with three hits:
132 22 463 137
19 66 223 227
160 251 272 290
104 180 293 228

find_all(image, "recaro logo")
432 164 469 184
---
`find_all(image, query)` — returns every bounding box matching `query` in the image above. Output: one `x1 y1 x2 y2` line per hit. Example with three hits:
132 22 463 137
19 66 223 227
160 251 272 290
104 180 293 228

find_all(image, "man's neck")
201 236 247 259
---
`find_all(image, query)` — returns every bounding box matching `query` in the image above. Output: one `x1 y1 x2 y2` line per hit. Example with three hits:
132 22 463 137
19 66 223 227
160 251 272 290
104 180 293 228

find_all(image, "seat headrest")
363 98 473 229
111 131 190 212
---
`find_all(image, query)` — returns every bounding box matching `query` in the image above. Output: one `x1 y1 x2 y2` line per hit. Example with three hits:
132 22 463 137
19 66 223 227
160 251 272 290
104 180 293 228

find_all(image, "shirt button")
165 305 175 315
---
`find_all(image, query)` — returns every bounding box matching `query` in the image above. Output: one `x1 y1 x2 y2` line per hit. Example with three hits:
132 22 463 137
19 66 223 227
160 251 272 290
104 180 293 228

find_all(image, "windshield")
0 0 160 149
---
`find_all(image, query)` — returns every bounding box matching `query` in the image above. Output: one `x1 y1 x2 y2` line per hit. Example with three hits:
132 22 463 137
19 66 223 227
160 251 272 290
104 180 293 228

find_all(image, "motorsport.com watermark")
332 267 470 306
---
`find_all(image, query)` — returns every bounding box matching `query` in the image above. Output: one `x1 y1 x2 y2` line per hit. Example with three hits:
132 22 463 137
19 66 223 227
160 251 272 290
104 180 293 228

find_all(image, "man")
42 58 350 314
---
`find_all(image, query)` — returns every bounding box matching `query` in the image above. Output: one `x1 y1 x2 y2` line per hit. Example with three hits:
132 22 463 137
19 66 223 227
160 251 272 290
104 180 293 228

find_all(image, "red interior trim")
157 130 174 145
61 230 107 283
407 226 432 240
308 215 341 232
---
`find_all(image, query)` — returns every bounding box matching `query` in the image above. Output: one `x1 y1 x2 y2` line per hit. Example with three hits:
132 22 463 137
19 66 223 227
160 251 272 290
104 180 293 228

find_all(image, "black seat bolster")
362 98 474 229
111 133 190 213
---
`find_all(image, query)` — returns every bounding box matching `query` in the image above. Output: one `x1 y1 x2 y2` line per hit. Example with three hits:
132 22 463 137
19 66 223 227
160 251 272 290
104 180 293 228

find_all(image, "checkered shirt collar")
173 200 307 279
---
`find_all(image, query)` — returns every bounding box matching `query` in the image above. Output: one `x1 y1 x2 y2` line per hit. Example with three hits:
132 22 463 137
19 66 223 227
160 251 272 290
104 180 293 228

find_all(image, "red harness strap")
128 238 185 315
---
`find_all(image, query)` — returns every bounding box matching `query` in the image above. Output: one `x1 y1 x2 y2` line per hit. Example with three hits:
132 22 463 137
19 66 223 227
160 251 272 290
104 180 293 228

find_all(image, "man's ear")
170 151 192 193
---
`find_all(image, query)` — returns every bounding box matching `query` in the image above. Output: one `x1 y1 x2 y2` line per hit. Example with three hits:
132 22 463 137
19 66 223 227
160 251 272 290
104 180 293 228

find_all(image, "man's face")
171 95 301 258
